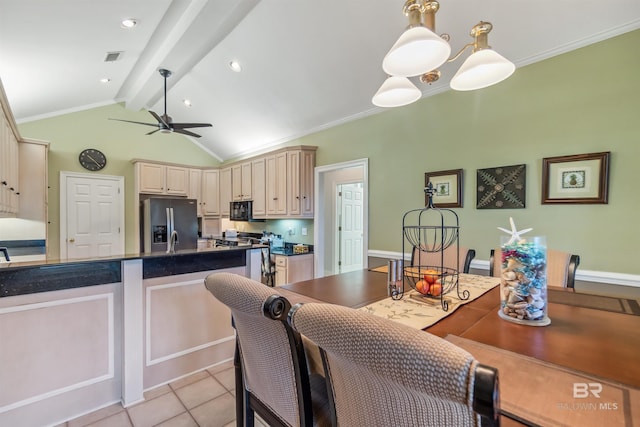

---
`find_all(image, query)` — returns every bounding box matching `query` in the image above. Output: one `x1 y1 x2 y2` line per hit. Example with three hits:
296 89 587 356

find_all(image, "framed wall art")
476 164 526 209
425 169 463 208
541 151 610 204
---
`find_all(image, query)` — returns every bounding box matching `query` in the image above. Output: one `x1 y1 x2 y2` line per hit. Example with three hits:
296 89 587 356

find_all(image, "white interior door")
336 183 364 273
61 172 125 260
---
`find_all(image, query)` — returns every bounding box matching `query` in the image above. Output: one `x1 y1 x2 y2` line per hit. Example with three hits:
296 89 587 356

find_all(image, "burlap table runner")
359 273 499 329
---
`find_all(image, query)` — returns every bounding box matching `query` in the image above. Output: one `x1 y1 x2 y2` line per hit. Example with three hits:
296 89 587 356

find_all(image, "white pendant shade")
382 26 451 77
372 76 422 107
449 49 515 91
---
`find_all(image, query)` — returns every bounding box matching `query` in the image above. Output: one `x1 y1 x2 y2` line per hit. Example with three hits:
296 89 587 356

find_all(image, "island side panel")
0 282 123 427
141 268 240 390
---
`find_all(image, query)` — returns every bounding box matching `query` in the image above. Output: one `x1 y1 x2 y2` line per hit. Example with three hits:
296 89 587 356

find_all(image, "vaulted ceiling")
1 0 639 161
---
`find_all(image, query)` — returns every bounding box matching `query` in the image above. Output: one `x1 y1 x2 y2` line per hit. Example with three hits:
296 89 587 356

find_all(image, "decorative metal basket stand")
396 183 470 311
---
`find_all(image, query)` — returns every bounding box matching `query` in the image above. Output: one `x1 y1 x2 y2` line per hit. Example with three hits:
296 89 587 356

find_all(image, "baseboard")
367 250 640 288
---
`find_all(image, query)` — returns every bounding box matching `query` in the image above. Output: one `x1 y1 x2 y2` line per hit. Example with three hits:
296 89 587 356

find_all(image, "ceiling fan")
110 68 212 138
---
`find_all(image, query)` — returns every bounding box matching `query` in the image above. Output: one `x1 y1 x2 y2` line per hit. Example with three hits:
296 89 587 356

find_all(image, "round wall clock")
78 148 107 171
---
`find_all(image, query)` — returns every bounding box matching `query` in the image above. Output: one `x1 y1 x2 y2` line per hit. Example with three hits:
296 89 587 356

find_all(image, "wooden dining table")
280 268 640 426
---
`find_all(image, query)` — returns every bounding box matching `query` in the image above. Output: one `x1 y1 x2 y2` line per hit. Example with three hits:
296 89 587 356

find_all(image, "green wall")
285 30 640 274
16 30 640 274
18 103 221 258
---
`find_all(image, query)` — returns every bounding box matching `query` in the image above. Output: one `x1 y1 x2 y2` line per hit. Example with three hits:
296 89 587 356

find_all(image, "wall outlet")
301 228 308 236
288 227 295 235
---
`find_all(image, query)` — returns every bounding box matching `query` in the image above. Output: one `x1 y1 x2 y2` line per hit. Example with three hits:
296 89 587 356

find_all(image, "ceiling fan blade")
108 118 158 127
146 129 162 136
174 128 202 138
148 111 170 128
172 123 213 129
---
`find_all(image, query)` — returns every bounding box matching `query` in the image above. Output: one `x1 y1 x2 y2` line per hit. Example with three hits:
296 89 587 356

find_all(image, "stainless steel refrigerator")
142 198 198 253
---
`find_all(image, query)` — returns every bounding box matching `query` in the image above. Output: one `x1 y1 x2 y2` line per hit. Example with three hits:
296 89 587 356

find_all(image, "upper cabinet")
201 169 220 216
251 157 266 217
287 148 315 217
265 152 288 216
137 162 189 196
220 167 232 217
231 162 252 201
0 96 20 217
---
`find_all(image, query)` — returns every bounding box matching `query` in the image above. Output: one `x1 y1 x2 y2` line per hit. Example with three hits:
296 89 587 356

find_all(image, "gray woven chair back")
289 302 483 427
205 272 301 426
412 245 475 273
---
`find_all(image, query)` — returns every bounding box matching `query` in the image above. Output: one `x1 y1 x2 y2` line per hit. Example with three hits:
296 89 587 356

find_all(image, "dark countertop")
0 245 265 298
270 247 314 256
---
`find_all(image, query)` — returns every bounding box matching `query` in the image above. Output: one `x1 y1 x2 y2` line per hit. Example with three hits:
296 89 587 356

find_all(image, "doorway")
315 159 368 277
335 182 364 273
60 172 125 260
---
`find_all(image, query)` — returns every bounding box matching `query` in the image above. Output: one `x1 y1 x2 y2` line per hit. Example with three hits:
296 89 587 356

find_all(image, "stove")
215 238 253 247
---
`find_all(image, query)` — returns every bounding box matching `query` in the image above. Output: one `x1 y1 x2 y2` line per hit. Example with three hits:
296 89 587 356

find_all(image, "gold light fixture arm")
403 0 425 28
446 21 493 62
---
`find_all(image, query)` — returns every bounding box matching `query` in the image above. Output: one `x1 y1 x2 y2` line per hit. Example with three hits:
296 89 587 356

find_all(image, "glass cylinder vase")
498 236 550 326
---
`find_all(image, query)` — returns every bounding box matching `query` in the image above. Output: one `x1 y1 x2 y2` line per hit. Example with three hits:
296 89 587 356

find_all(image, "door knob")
69 238 75 243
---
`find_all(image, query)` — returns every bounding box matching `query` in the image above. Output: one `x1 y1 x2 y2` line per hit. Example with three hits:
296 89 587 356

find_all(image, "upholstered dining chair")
204 272 330 427
288 302 500 427
490 248 580 289
411 245 476 274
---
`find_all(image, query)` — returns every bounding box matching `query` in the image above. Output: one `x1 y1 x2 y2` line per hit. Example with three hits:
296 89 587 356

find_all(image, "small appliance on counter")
224 228 238 238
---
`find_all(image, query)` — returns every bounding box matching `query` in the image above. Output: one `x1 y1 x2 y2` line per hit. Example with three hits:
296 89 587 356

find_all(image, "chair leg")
244 389 255 427
234 340 244 426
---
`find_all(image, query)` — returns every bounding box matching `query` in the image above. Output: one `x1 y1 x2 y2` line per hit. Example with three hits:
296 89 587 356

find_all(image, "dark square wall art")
476 164 526 209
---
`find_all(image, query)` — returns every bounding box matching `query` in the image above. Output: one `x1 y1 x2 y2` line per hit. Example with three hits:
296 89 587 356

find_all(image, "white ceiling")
1 0 640 161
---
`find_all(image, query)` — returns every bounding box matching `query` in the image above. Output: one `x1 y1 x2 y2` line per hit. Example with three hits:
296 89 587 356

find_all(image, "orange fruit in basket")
423 269 439 285
429 282 442 297
415 279 430 295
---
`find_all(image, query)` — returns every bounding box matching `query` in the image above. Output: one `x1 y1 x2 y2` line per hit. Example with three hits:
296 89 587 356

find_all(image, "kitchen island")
0 246 263 427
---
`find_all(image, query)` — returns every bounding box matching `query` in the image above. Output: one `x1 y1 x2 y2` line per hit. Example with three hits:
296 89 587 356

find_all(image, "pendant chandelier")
372 0 515 107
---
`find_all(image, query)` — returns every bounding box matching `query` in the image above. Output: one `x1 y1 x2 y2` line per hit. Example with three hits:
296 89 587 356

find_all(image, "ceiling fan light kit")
373 0 515 107
109 68 212 138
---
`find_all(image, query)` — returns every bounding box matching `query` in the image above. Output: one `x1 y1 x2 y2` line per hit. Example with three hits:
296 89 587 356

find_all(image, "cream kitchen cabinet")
18 140 49 226
188 168 203 215
274 253 314 286
137 162 189 196
232 162 252 201
220 167 232 217
266 152 287 216
188 168 220 217
287 148 315 217
0 108 20 216
251 157 266 217
201 169 220 216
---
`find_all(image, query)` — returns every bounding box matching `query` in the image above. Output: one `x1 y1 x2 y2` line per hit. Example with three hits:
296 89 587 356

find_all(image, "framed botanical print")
476 164 526 209
425 169 463 208
541 151 610 204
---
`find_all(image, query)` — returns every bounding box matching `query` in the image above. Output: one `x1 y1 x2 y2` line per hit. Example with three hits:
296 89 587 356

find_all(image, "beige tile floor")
57 361 268 427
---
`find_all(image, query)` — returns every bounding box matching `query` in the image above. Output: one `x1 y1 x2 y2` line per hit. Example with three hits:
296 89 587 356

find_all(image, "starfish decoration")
497 217 533 245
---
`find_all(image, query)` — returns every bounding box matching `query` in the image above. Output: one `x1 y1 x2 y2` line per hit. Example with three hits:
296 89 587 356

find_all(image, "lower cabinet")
275 253 314 286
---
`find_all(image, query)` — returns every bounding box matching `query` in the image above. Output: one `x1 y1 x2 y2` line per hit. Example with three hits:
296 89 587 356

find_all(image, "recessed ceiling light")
100 78 111 83
229 61 242 72
183 99 192 107
121 18 137 29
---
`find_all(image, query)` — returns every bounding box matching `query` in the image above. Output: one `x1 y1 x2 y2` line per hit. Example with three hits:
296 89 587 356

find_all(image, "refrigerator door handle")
166 207 173 253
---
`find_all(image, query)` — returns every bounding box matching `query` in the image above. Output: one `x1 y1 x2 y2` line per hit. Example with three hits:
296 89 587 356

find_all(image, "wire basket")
396 182 469 311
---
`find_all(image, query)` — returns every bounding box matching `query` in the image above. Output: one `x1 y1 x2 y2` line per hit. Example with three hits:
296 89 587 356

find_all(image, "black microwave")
230 200 263 222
